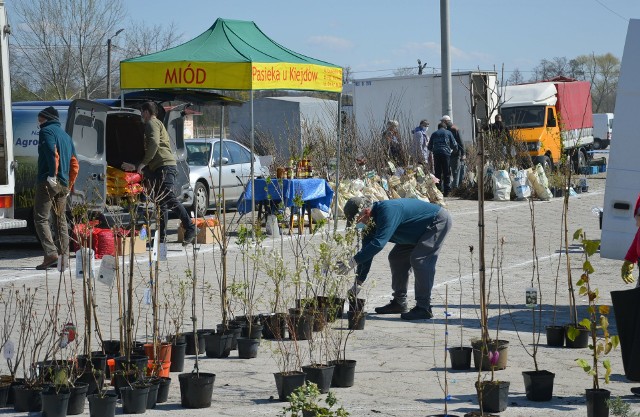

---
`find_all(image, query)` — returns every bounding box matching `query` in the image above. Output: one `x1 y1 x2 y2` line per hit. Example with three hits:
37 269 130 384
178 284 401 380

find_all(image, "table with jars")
238 173 334 235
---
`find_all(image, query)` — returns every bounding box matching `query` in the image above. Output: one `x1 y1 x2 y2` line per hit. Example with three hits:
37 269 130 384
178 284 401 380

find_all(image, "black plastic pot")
274 371 306 401
586 388 610 417
546 325 565 347
261 313 287 339
146 380 159 410
289 313 313 341
347 311 367 330
205 332 232 358
0 383 9 407
13 384 43 412
522 370 555 401
77 353 107 374
348 297 366 312
237 337 260 359
241 324 264 339
156 377 171 403
66 382 89 415
170 342 187 372
329 360 357 388
115 355 148 377
565 325 590 348
170 333 186 345
302 364 335 394
185 331 208 356
227 326 243 350
7 378 24 405
178 372 215 409
471 339 509 370
41 388 71 417
449 346 473 370
476 380 510 413
76 368 104 395
112 371 139 399
120 385 150 414
87 393 117 417
101 340 121 355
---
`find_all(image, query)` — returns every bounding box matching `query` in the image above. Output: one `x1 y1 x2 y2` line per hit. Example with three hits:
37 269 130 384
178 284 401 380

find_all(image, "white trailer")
601 19 640 260
0 2 25 230
343 71 498 145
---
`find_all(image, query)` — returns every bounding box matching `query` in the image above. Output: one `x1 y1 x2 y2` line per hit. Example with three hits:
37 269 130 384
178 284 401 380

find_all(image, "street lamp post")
106 28 124 98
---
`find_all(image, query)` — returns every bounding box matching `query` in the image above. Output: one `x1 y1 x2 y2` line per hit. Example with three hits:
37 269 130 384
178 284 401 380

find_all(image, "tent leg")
333 93 342 234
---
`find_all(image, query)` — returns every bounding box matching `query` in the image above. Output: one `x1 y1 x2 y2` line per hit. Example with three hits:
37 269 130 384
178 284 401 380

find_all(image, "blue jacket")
353 199 443 265
37 120 77 186
427 127 457 156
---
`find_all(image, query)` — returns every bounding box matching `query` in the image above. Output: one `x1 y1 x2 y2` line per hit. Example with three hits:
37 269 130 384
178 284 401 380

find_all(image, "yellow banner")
120 61 342 93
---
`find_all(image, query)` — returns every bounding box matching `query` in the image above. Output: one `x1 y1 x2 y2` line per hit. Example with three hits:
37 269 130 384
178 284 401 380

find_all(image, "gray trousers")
34 181 69 257
388 209 452 309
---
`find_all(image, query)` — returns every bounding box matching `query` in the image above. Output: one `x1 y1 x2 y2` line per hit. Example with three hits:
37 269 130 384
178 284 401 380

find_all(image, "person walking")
34 106 79 270
136 101 197 245
339 198 452 320
441 115 465 188
427 122 458 197
412 119 431 169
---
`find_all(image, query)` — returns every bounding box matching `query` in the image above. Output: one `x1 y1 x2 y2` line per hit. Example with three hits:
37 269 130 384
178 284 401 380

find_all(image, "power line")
593 0 628 22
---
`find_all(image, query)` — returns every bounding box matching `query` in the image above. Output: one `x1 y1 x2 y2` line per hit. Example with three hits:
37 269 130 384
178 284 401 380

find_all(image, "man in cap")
339 197 452 320
137 101 197 246
34 106 79 269
427 122 458 197
441 115 465 189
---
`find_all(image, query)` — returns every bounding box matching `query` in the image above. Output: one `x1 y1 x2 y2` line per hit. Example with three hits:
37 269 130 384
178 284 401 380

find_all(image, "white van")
592 113 613 150
600 20 640 260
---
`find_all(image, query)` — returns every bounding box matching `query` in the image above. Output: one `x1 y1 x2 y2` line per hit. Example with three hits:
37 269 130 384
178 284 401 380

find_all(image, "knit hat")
343 196 372 227
38 106 59 121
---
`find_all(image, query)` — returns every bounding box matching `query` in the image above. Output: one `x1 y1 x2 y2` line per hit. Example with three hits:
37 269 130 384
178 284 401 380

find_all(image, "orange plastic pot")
143 343 172 363
147 360 171 378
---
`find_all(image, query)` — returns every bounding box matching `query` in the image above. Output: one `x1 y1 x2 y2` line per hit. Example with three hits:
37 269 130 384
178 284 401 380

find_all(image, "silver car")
186 138 268 215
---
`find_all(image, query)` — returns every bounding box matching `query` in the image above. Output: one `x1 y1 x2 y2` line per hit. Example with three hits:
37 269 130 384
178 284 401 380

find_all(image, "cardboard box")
116 236 147 256
177 224 223 244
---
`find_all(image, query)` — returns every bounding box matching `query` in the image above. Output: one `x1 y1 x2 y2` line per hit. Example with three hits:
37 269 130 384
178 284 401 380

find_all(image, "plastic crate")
599 164 607 173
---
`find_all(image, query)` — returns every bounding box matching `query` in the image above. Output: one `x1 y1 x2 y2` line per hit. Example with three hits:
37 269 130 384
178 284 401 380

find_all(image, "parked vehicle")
592 112 613 150
601 19 639 260
186 138 268 216
0 2 26 231
501 77 594 172
343 71 498 149
12 90 240 232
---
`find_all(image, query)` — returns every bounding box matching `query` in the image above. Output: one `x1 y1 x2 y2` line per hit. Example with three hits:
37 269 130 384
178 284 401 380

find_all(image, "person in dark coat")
339 198 452 320
427 122 458 197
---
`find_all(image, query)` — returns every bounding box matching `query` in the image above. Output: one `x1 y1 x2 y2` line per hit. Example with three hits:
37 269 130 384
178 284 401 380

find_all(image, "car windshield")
502 106 545 128
186 143 211 166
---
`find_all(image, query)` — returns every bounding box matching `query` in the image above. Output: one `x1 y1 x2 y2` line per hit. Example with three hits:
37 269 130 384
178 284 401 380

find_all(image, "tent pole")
333 93 342 234
121 91 125 108
250 91 255 234
218 107 223 214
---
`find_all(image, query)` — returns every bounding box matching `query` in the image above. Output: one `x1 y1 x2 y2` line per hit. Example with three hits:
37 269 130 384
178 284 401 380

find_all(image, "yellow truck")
501 77 594 172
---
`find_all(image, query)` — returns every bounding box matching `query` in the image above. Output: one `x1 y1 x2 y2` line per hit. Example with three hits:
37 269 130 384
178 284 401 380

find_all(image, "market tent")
120 18 344 229
120 18 342 93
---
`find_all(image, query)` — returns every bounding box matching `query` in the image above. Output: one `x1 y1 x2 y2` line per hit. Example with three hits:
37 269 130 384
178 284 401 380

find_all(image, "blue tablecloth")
237 178 334 214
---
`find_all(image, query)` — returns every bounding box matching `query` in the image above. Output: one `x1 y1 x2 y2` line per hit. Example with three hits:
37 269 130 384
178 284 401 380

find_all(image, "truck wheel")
192 182 208 217
533 156 553 172
593 139 602 150
573 150 587 174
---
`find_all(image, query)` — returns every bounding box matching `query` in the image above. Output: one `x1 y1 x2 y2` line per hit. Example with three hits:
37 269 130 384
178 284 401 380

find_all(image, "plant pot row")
545 324 590 348
275 360 357 401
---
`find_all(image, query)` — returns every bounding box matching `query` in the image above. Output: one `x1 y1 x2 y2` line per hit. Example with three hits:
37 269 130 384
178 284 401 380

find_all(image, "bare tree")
571 53 620 112
393 66 417 77
120 21 183 59
10 0 125 100
506 68 524 85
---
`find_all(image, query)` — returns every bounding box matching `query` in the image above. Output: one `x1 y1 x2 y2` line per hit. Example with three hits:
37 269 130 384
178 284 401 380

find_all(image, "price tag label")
97 255 116 287
143 288 152 305
3 340 14 360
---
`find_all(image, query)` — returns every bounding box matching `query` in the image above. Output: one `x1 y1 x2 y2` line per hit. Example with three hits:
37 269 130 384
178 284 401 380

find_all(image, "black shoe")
400 306 433 321
374 299 409 314
182 227 197 246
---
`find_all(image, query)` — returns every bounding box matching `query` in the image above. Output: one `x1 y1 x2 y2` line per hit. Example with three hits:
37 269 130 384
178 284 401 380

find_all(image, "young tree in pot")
163 278 188 371
506 199 555 401
569 229 620 417
278 381 350 417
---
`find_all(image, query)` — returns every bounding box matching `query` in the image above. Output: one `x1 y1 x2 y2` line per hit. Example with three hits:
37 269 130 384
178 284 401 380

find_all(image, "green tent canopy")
120 18 342 92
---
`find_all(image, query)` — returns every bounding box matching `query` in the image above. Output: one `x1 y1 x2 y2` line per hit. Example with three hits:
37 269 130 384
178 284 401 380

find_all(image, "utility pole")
440 0 452 118
107 29 124 98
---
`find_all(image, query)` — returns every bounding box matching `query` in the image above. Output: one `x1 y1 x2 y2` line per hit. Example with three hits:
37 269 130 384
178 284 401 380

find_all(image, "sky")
123 0 640 81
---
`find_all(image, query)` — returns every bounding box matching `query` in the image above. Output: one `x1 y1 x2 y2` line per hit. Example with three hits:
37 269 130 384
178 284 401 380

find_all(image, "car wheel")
192 182 208 217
